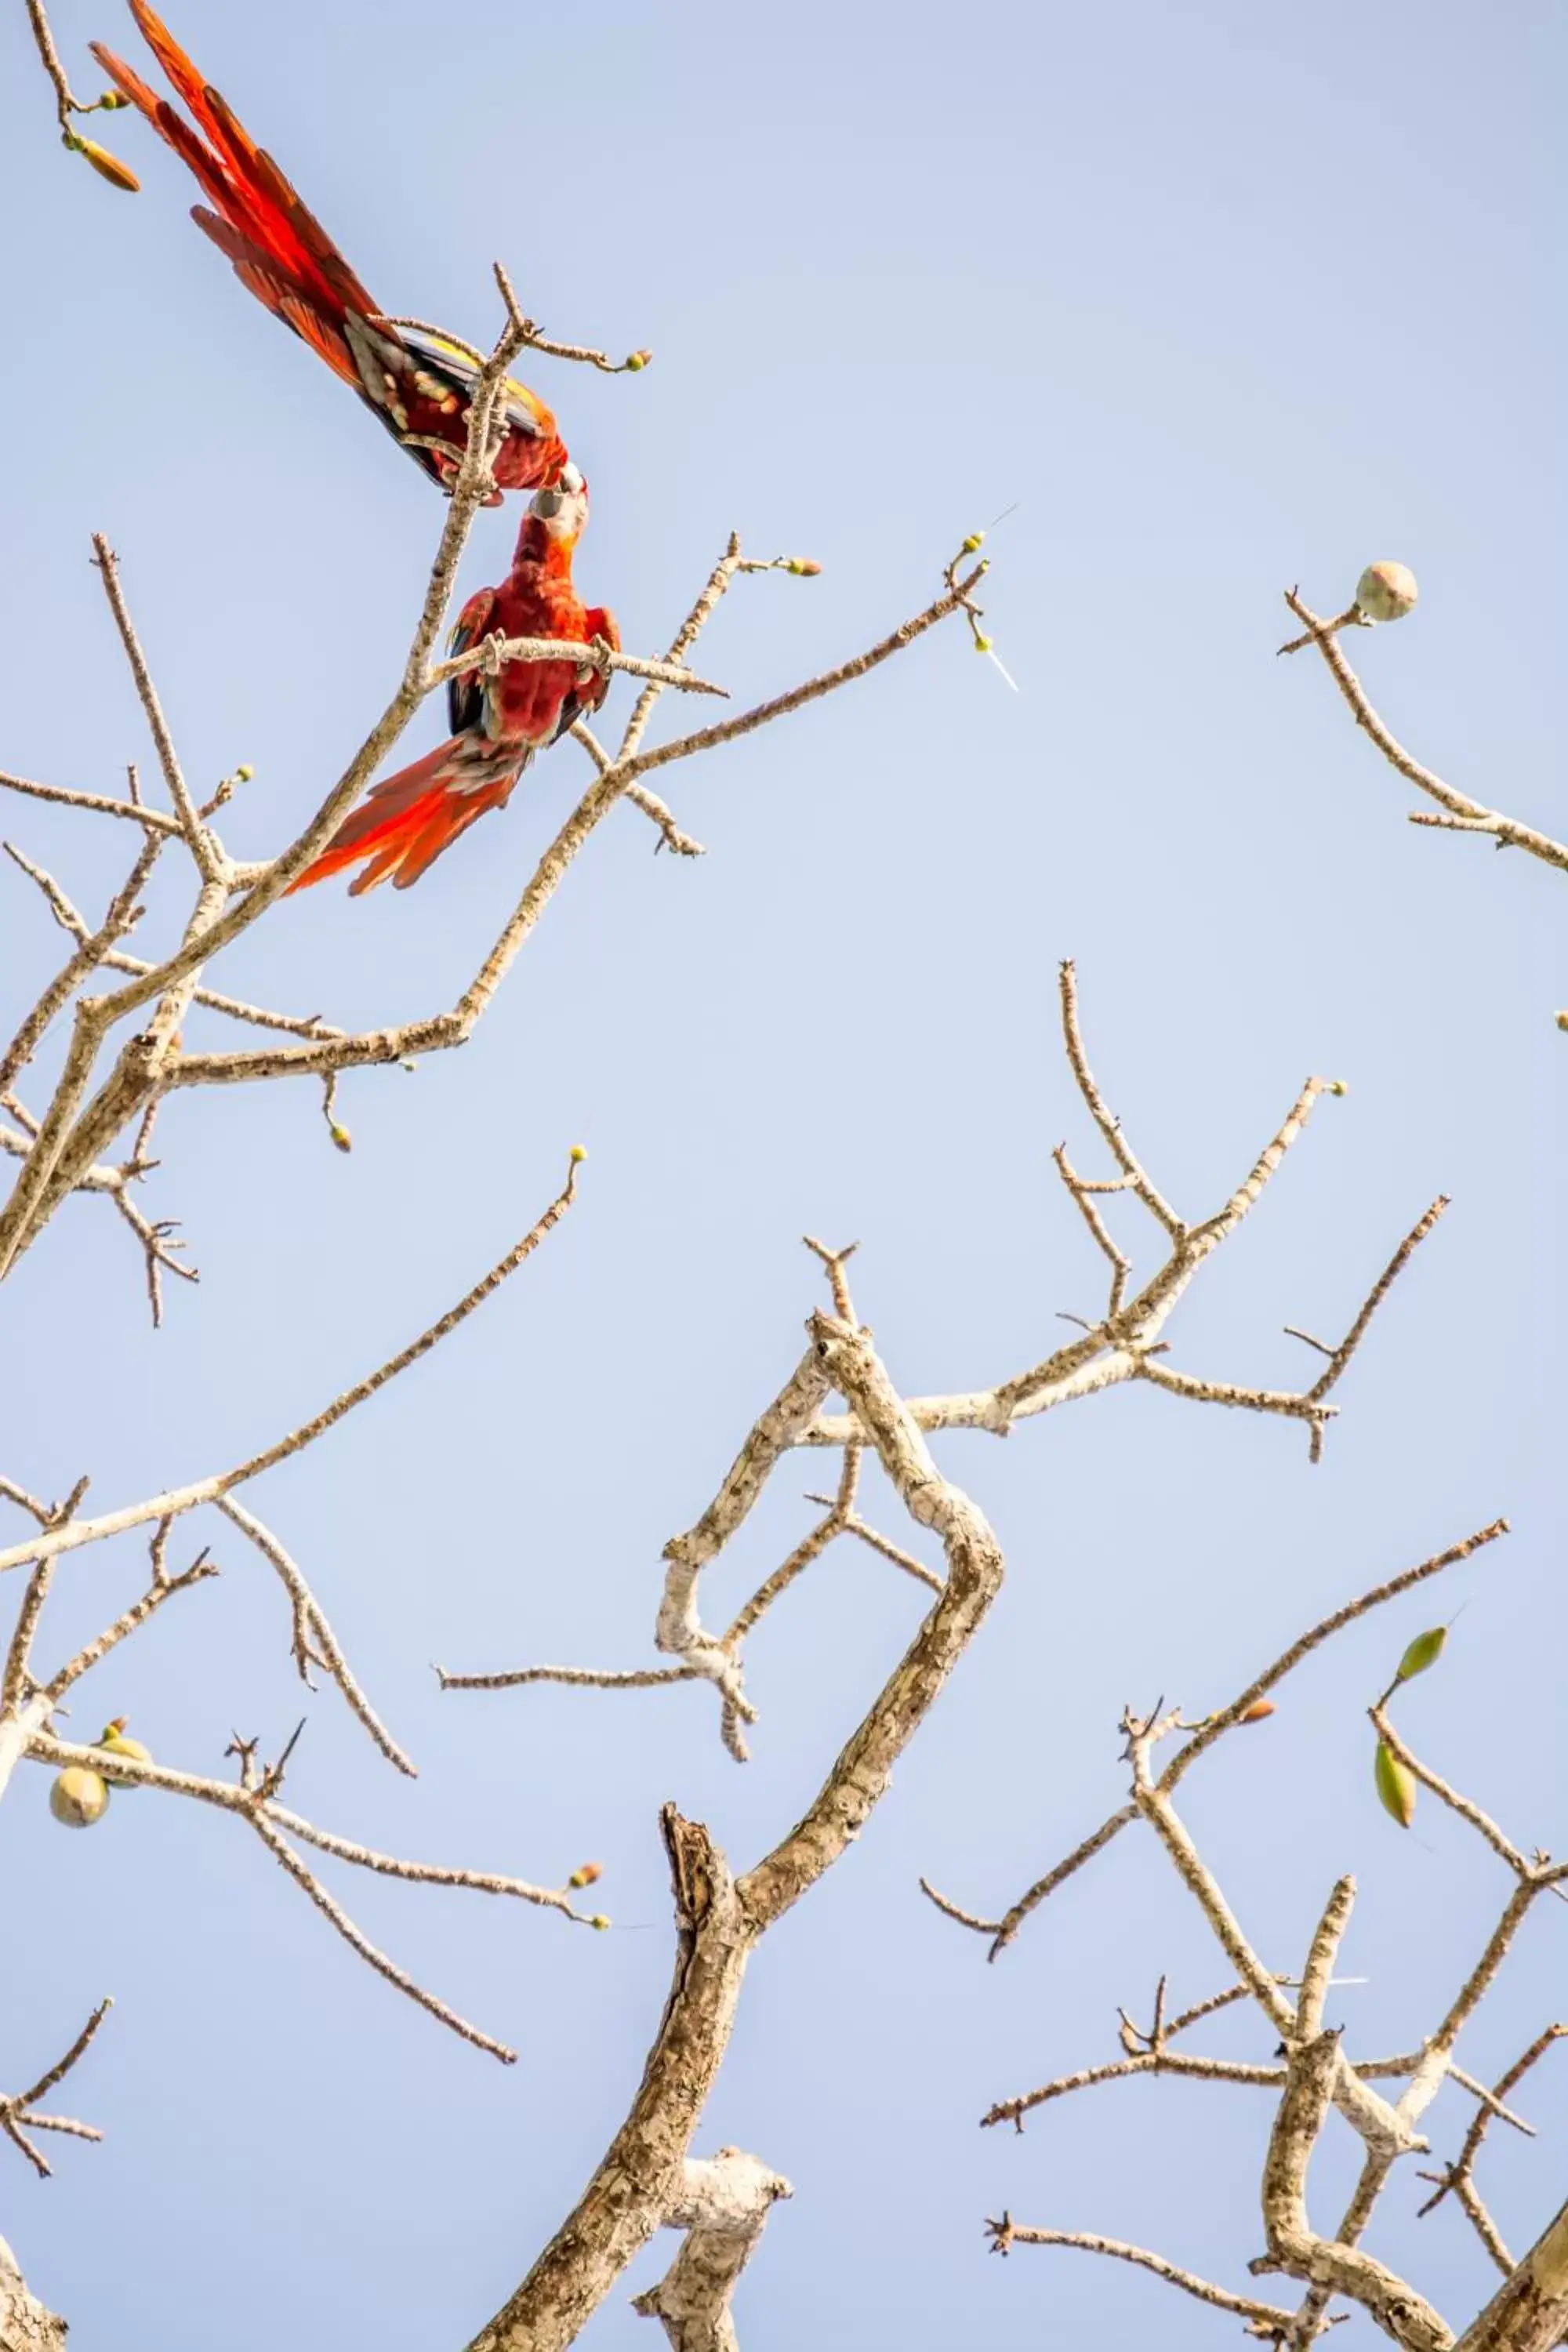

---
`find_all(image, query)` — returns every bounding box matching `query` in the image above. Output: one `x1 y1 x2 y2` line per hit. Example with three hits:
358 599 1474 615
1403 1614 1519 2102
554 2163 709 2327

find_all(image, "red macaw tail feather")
286 742 527 897
91 2 381 328
190 206 361 387
118 0 230 148
91 35 236 215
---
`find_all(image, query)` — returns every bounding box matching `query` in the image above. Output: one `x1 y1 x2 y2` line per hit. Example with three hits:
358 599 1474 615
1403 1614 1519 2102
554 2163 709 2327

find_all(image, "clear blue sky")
2 1 1566 2343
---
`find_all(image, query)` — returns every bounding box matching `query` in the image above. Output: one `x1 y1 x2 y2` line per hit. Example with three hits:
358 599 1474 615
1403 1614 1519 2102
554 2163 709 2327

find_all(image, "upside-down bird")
289 466 617 895
91 0 567 501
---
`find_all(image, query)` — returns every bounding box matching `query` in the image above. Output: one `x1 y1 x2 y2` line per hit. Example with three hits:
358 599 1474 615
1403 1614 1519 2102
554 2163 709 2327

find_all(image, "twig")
0 1152 585 1576
985 2218 1300 2332
0 1998 111 2180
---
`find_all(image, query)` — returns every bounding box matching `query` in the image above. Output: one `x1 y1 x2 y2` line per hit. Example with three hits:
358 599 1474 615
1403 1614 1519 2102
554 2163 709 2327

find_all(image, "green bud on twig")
1396 1625 1448 1682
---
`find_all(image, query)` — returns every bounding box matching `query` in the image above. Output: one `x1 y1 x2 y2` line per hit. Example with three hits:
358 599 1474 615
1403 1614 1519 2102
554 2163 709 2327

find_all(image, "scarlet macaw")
90 1 567 502
289 466 616 895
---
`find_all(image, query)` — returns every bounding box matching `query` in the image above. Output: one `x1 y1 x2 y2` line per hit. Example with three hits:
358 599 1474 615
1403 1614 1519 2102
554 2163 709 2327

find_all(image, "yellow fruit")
1374 1740 1417 1828
50 1767 110 1828
76 139 141 193
1356 561 1418 623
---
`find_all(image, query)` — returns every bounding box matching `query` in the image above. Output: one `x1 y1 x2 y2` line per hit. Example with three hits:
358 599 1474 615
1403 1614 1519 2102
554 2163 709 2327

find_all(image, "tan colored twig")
370 310 652 377
0 769 182 833
1283 586 1568 1029
0 1152 583 1577
1281 590 1568 876
982 2047 1286 2131
805 970 1434 1457
436 1662 701 1693
22 0 95 129
91 539 219 880
427 634 726 700
39 1548 219 1702
985 2216 1301 2332
0 834 160 1094
957 1519 1507 1961
214 1497 412 1775
5 840 345 1041
1419 2027 1568 2277
1057 957 1185 1238
245 1812 517 2063
1370 1704 1530 1876
25 1731 592 2062
0 1998 111 2180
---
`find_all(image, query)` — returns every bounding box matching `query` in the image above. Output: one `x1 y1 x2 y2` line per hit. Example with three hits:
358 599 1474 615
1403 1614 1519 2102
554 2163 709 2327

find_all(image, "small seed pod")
1356 561 1418 623
568 1861 603 1888
76 139 141 193
1238 1698 1276 1724
590 1913 611 1931
50 1766 111 1828
1374 1739 1417 1829
787 558 822 576
625 350 652 372
1396 1626 1448 1682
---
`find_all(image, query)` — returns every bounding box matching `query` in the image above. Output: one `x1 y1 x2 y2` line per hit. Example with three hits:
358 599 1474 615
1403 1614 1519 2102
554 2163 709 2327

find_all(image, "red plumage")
90 1 568 502
289 473 616 895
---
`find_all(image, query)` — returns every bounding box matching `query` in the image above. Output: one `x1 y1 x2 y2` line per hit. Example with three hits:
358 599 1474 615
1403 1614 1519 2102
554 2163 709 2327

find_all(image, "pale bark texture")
0 2238 67 2352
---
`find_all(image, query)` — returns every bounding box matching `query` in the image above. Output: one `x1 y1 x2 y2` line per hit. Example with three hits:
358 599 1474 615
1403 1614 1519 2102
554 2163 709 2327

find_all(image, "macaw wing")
445 588 499 737
400 329 557 448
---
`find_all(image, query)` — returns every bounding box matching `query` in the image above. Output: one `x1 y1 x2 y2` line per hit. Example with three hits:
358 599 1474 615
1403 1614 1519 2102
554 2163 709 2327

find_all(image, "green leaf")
1396 1626 1448 1682
1374 1740 1417 1828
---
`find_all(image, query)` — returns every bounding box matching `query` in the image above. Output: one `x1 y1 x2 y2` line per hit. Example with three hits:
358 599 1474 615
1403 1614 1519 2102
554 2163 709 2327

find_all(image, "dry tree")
930 1517 1568 2350
1 9 1535 2352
